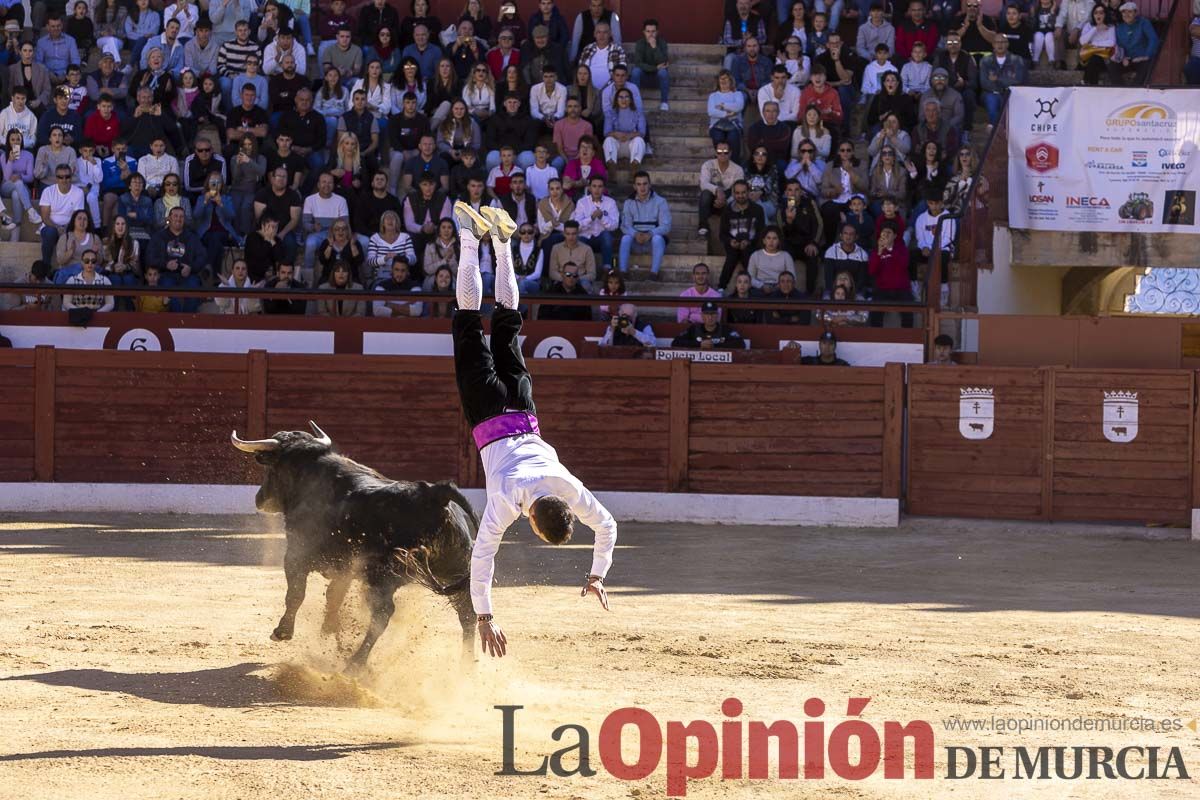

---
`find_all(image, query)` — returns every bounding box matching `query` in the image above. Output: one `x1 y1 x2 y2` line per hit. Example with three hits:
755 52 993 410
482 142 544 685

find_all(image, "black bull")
231 423 478 668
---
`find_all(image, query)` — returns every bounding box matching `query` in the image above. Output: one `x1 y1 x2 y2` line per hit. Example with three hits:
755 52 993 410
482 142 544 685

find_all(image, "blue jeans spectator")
159 269 203 312
485 149 536 171
290 11 313 46
817 0 843 29
1186 57 1200 86
982 91 1006 125
105 268 140 310
40 224 61 265
618 232 667 275
303 228 332 280
581 230 614 270
709 126 743 163
630 66 669 105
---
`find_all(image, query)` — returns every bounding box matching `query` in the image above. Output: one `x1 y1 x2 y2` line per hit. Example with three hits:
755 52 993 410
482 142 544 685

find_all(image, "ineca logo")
1066 197 1110 208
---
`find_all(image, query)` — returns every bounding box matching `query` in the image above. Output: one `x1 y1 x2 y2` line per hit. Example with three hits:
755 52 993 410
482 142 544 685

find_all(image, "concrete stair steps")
1025 67 1085 86
638 98 708 115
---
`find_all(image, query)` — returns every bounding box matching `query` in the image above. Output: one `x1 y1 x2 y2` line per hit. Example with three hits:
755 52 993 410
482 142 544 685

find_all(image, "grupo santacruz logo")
1105 102 1177 132
494 698 1190 796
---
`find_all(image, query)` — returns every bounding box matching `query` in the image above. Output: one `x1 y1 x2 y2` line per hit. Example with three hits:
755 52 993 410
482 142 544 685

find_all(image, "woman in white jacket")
1078 4 1120 86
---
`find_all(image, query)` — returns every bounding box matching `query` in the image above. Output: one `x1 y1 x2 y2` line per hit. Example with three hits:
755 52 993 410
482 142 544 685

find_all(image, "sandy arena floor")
0 513 1198 799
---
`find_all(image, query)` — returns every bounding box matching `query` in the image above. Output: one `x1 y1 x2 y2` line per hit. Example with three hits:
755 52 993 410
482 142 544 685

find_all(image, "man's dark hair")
31 260 51 280
643 18 659 27
563 219 580 230
542 65 557 75
934 334 954 347
633 169 650 182
880 220 900 234
196 18 212 31
530 496 573 544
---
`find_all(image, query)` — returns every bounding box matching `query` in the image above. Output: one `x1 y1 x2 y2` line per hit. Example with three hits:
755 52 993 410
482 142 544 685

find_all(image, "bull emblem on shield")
959 387 994 440
1103 391 1138 443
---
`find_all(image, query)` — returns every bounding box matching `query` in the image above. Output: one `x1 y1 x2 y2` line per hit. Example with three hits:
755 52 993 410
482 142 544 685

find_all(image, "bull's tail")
431 481 479 533
392 546 471 595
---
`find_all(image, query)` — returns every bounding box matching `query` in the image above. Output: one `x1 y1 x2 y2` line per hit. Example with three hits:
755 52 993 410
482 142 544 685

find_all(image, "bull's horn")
230 431 281 453
308 421 332 447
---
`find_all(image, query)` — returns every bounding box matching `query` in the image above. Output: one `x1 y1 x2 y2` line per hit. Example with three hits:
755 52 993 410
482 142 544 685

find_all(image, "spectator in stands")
765 270 809 324
708 70 746 164
718 180 764 289
373 255 424 317
820 271 869 326
150 206 204 311
991 4 1032 61
562 135 605 200
487 29 520 81
101 216 140 294
53 209 97 276
182 139 227 202
538 259 591 320
1079 5 1120 86
902 41 933 98
215 257 263 315
802 330 850 365
910 141 949 213
316 261 366 316
579 22 624 91
944 144 988 214
857 3 896 60
672 300 744 349
422 218 460 288
921 68 965 138
36 13 81 83
814 33 862 130
530 0 570 50
1028 0 1059 69
549 220 596 289
366 209 416 286
9 42 51 116
573 175 619 272
1054 0 1091 70
748 225 794 293
484 95 538 170
745 146 780 223
678 262 722 324
537 177 574 255
1188 13 1200 85
530 66 567 133
62 249 114 313
464 61 497 122
597 267 625 320
913 191 956 307
868 111 912 168
799 67 843 133
868 221 912 327
725 272 759 323
776 36 811 87
38 164 84 265
862 43 897 109
424 265 456 317
0 88 37 151
779 179 823 293
117 171 154 244
13 261 54 312
954 2 995 61
493 169 537 229
896 0 940 62
819 142 868 248
262 262 307 314
698 140 744 239
746 103 792 173
759 65 801 122
869 146 909 217
0 129 35 239
823 222 869 298
194 172 241 278
302 172 351 281
979 35 1028 126
571 0 621 64
845 193 876 244
602 88 646 171
929 332 955 364
600 303 656 347
722 0 767 71
1114 3 1159 85
731 36 771 101
245 212 288 283
552 96 592 173
775 1 809 54
866 71 916 138
631 18 670 111
618 171 671 280
508 221 545 294
913 100 959 165
935 33 978 138
569 64 604 132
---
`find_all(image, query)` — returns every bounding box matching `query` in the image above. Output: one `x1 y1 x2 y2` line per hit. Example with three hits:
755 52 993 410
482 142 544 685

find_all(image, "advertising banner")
1007 87 1199 233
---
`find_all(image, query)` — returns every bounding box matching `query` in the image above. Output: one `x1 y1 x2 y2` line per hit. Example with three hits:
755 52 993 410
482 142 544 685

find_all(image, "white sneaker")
26 208 40 225
0 212 14 230
659 102 669 111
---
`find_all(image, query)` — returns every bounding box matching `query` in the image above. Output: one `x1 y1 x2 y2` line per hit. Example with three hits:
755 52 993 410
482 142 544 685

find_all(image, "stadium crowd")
0 0 1167 329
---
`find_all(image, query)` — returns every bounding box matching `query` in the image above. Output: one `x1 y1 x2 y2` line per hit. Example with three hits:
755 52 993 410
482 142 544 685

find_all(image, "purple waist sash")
472 411 541 450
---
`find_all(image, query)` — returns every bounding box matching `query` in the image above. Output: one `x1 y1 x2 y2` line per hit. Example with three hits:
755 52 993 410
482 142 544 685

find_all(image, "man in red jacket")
868 221 914 328
798 66 843 128
82 95 121 157
895 0 940 63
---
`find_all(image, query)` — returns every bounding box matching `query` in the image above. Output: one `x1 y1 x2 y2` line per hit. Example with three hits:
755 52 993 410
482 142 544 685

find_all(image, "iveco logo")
1162 163 1186 170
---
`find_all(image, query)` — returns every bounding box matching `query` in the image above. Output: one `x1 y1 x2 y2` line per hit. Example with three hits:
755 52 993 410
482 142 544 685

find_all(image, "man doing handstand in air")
451 201 617 659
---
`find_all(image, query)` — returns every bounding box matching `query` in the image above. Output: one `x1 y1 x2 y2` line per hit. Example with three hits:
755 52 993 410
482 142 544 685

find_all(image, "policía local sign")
1007 87 1199 233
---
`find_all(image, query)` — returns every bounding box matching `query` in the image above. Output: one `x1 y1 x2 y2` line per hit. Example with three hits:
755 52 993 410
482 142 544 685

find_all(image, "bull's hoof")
320 621 338 636
271 628 293 641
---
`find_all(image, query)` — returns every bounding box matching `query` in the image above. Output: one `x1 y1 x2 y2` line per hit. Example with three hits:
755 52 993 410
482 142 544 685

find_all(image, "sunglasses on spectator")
196 147 211 153
800 147 815 153
82 257 96 264
564 272 578 278
716 148 730 155
839 147 854 153
56 173 71 179
475 67 488 73
520 228 535 235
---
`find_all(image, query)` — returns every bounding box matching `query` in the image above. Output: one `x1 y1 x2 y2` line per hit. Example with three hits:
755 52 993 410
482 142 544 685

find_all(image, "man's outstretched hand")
479 618 507 658
581 575 610 611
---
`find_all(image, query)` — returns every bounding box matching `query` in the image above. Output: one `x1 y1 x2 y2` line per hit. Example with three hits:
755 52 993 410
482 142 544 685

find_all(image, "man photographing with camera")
600 303 655 347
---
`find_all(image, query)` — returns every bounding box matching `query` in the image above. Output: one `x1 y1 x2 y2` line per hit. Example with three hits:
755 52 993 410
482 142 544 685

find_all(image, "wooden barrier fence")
5 347 1199 525
0 347 900 499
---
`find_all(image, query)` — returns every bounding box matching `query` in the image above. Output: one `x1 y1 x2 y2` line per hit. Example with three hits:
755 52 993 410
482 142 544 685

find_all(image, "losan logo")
1025 142 1059 173
1066 197 1110 208
1028 195 1054 204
